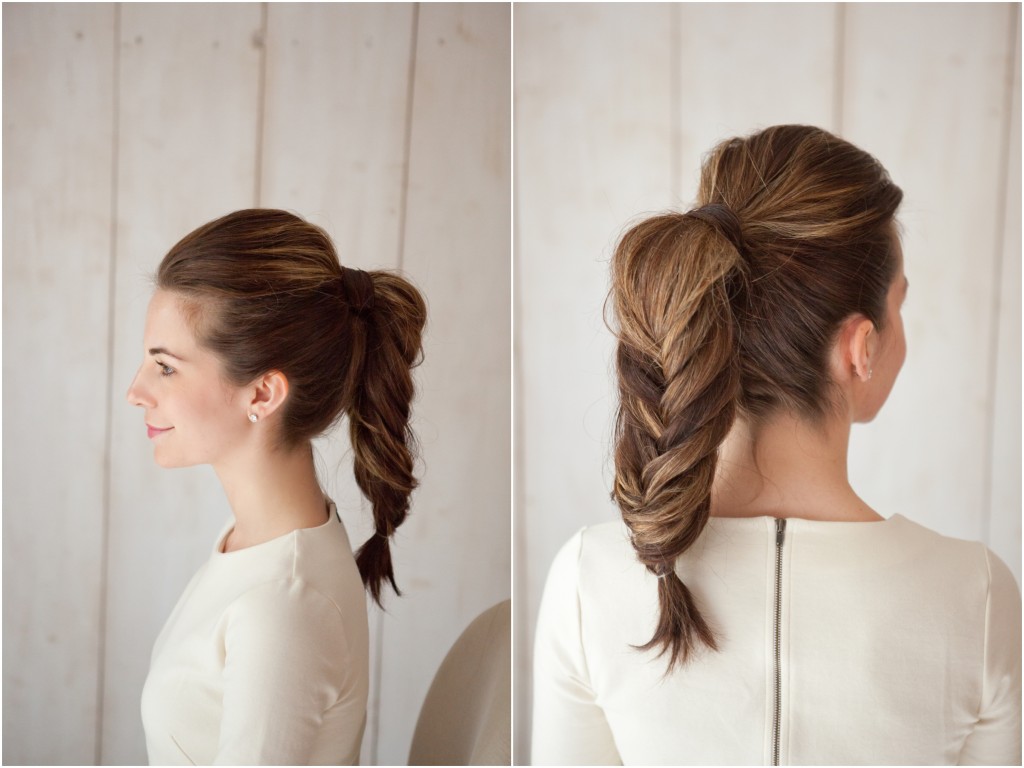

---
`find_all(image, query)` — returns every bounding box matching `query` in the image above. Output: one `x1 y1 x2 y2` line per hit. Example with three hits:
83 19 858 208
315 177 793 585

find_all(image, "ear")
247 370 290 421
832 314 875 384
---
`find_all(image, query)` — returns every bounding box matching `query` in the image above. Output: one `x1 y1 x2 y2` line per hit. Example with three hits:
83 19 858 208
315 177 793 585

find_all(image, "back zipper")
772 517 787 766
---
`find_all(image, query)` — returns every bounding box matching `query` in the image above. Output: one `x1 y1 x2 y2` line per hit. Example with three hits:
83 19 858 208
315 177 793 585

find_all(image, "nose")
126 364 153 408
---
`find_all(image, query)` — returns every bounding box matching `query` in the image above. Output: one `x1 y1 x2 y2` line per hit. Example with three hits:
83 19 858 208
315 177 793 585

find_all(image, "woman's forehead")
144 290 198 353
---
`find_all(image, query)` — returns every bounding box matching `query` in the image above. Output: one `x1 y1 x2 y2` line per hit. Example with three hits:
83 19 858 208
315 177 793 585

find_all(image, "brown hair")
609 125 903 669
157 208 426 606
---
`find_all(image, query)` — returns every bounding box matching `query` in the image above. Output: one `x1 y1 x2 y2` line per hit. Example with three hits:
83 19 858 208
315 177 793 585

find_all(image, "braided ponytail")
610 209 747 670
609 125 904 672
349 271 427 606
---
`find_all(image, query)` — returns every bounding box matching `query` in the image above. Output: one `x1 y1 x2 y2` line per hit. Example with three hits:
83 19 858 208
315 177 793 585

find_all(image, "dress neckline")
214 499 339 556
707 513 903 530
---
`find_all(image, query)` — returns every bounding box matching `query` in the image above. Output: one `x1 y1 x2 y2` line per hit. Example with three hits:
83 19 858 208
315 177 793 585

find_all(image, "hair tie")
337 266 375 315
687 203 746 256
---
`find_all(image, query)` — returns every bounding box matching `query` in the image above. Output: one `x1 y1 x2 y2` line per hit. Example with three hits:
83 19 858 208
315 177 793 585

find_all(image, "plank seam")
254 3 268 207
370 9 420 761
833 4 846 134
96 3 122 764
670 4 681 205
369 608 385 766
981 3 1020 545
396 4 420 272
510 11 529 756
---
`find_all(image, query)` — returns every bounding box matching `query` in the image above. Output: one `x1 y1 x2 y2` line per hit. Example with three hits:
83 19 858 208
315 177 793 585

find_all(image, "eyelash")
155 360 175 377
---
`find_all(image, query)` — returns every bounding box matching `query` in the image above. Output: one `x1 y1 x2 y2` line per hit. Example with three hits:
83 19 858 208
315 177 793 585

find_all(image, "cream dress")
142 503 368 765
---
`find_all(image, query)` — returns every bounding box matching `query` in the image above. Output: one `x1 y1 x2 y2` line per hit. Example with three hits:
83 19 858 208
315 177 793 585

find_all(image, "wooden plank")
260 3 413 269
375 4 511 764
514 4 673 761
102 3 262 762
988 7 1021 585
674 3 837 202
258 5 415 763
1 5 115 764
842 5 1016 562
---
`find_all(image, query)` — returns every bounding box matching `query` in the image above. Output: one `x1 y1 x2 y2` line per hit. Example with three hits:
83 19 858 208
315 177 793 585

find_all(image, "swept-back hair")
609 126 903 669
158 209 427 605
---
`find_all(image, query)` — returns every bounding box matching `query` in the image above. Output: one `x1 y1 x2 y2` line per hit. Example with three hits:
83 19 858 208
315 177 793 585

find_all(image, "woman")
532 126 1020 765
127 209 426 765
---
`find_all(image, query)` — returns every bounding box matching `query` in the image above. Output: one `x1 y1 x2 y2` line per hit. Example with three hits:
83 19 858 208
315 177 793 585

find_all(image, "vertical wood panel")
988 6 1021 585
260 3 413 265
102 4 262 762
1 5 115 763
377 4 512 764
675 3 837 201
515 5 674 761
258 5 415 762
842 5 1015 548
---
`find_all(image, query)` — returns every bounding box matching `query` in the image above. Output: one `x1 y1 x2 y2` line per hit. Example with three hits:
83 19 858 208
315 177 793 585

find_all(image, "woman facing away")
127 209 426 765
532 125 1021 766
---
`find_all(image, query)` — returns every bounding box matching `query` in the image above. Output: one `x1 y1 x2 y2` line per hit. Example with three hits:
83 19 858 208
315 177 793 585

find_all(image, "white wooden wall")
3 3 510 765
514 3 1021 762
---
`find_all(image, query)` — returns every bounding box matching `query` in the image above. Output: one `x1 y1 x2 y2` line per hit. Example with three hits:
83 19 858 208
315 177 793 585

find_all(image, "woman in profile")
532 125 1020 765
127 209 426 765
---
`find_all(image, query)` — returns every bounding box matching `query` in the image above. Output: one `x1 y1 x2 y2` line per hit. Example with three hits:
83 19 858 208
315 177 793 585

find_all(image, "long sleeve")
216 579 361 765
532 529 621 766
958 549 1022 766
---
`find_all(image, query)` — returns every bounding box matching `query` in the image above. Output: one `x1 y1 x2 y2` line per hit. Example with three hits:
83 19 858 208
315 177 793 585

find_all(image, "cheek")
191 395 246 447
164 389 246 462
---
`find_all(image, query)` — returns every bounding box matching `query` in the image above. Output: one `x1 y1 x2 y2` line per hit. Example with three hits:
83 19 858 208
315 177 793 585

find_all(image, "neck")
711 411 882 523
214 440 330 551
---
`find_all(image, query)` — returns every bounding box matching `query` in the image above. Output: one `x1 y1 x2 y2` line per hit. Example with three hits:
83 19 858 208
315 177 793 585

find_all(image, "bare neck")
214 441 330 552
711 412 882 523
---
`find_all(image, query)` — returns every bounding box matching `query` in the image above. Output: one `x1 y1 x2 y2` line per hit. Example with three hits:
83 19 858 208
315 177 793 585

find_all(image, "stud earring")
868 369 873 380
248 413 258 423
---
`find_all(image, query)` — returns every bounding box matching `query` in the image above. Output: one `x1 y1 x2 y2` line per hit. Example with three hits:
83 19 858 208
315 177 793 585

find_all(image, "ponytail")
609 125 904 671
155 209 429 607
609 209 747 671
349 271 427 607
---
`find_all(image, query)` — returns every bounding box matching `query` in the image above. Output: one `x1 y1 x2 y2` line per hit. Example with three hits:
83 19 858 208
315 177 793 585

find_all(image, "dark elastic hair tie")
687 203 746 257
339 266 375 315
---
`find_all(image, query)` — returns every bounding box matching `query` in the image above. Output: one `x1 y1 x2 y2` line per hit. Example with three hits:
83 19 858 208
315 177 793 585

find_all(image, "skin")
711 243 909 524
126 289 330 552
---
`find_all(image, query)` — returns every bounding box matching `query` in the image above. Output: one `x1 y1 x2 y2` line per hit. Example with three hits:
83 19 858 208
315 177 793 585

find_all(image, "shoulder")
225 578 346 634
545 521 639 590
885 516 1020 609
540 521 650 632
536 522 643 663
220 577 361 664
890 516 1010 577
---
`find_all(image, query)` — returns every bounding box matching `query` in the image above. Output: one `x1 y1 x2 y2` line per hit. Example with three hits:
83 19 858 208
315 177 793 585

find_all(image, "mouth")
147 425 173 439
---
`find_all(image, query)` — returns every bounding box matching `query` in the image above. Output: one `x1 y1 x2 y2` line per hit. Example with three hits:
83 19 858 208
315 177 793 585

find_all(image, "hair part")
610 125 903 670
157 209 426 606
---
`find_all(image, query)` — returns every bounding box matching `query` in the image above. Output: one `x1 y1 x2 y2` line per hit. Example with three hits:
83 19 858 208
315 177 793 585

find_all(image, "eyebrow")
149 346 186 361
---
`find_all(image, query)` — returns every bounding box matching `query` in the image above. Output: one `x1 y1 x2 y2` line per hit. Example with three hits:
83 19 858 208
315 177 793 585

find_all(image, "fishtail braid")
610 210 747 670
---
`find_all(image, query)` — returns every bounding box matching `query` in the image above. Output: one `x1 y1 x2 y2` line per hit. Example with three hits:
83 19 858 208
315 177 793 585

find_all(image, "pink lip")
147 425 173 439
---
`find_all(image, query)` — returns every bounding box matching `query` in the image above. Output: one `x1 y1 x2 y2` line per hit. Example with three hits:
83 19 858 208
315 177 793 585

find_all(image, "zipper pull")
775 517 786 545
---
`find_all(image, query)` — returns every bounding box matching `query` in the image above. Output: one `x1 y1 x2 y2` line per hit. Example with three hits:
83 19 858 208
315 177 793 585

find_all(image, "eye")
155 360 175 377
